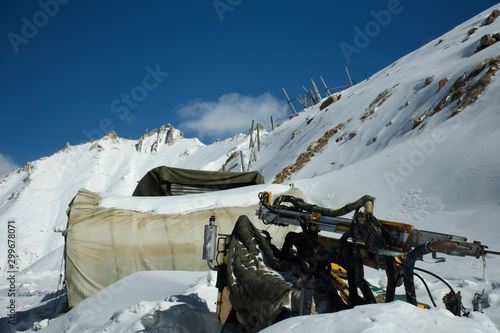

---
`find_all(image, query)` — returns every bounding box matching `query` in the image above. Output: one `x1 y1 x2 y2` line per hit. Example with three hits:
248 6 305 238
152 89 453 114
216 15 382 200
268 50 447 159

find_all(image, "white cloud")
0 153 19 175
177 92 287 139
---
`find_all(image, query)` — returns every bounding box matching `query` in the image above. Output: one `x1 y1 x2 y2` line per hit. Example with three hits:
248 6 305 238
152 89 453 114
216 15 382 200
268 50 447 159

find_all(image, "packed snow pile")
261 301 499 333
30 271 221 333
1 3 500 333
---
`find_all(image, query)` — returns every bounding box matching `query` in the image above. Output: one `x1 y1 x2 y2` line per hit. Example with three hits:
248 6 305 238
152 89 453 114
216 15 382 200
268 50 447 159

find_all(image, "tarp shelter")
132 166 265 196
63 185 303 308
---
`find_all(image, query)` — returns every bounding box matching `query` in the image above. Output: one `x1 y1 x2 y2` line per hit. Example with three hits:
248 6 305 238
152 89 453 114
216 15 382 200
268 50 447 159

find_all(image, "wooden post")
297 94 307 108
320 76 331 96
282 88 297 114
249 120 254 148
256 125 260 151
311 78 322 102
302 86 315 106
345 67 353 87
270 116 274 130
311 89 318 104
240 151 245 172
247 140 256 171
302 87 313 107
253 139 258 161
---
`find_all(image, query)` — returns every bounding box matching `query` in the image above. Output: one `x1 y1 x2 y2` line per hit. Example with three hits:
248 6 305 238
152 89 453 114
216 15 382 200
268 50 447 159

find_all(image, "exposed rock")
483 9 500 26
412 109 430 129
319 93 341 111
222 151 238 172
227 162 239 172
319 96 334 110
104 131 118 140
391 60 401 68
431 56 499 117
468 27 478 35
348 132 357 139
481 34 497 46
452 57 500 116
336 133 346 143
166 129 174 144
437 77 449 92
89 143 104 152
361 89 391 121
475 33 499 52
273 123 344 184
137 138 144 152
425 76 433 85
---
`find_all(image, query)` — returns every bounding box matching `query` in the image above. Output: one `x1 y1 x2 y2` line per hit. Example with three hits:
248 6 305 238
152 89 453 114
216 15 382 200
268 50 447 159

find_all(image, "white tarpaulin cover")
63 187 301 308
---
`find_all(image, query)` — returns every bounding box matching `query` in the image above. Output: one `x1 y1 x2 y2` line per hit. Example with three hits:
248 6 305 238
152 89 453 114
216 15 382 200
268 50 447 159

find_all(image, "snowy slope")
1 4 500 333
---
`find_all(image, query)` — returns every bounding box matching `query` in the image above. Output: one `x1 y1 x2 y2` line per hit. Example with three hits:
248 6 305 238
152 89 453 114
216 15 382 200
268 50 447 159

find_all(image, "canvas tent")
63 184 303 309
132 166 264 196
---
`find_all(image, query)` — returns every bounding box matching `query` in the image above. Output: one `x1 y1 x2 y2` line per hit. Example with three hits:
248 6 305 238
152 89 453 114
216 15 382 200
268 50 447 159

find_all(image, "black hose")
403 244 431 306
396 258 457 310
414 267 457 298
271 194 374 218
413 272 437 307
414 266 462 315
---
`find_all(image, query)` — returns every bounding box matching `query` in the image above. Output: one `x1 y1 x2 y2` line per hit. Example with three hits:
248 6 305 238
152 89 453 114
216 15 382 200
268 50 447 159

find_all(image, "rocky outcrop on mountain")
137 124 184 153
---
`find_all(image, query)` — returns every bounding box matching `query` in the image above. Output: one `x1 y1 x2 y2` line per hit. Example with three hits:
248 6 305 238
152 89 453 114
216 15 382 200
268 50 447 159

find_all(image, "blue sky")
1 0 498 173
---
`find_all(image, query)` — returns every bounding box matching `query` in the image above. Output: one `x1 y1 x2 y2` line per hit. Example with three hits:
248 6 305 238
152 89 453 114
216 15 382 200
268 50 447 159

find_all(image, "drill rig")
203 192 499 331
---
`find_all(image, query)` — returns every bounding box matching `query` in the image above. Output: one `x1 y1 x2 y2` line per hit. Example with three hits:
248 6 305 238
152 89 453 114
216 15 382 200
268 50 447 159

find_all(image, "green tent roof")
132 166 265 196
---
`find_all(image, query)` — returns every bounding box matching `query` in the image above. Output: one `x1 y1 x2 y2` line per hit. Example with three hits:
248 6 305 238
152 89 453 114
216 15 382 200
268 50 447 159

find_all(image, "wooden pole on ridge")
256 125 260 152
311 78 322 102
282 88 297 114
345 67 353 87
320 76 331 96
249 120 254 148
240 151 245 172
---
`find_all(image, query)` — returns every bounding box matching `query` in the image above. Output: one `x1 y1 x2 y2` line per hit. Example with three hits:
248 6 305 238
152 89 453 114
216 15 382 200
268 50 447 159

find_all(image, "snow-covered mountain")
1 4 500 333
